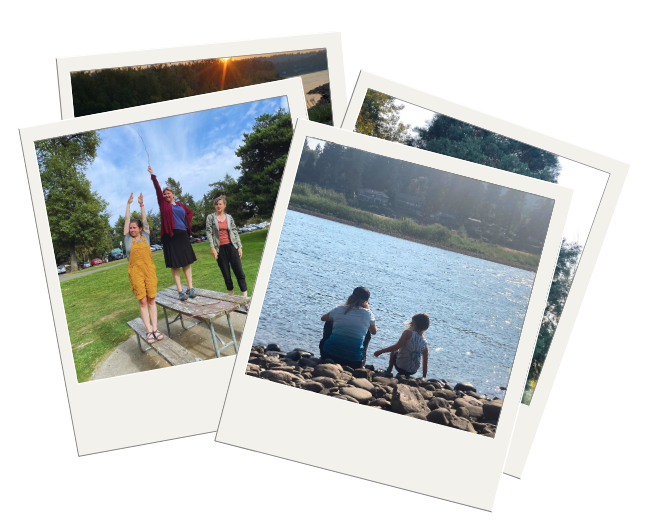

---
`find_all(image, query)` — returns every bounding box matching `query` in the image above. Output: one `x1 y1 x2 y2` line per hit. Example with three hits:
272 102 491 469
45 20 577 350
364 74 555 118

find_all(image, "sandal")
152 330 164 341
146 332 155 344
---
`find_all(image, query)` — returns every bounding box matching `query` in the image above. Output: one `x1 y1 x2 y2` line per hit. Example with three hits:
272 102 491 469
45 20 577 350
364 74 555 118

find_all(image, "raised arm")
123 193 134 235
139 193 150 234
373 330 412 357
148 166 164 206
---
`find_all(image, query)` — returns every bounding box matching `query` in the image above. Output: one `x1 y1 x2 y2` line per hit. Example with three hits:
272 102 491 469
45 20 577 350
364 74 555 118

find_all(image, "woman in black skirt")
149 166 197 301
206 195 249 310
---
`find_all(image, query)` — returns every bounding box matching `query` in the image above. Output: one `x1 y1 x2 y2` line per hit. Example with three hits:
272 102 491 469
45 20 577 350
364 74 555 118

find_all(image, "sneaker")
178 290 188 301
187 287 196 298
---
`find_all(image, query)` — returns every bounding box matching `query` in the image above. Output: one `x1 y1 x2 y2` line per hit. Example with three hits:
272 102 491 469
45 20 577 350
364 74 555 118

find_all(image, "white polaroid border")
57 32 346 126
20 79 308 456
215 120 572 510
340 71 629 478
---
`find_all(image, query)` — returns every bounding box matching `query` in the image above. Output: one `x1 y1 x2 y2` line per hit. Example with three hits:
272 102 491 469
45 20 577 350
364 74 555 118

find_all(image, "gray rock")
426 408 452 425
285 351 302 361
299 357 320 368
424 383 437 391
260 370 293 383
339 395 359 403
349 378 374 391
418 388 434 400
312 376 338 388
450 416 477 433
465 390 483 400
370 398 391 408
452 399 485 420
352 368 372 380
433 389 457 400
373 376 398 387
455 407 470 418
428 379 444 388
340 387 373 404
267 343 281 352
483 400 503 423
428 397 450 410
337 372 354 382
454 382 477 393
313 364 342 379
391 384 431 416
300 381 324 393
370 386 388 399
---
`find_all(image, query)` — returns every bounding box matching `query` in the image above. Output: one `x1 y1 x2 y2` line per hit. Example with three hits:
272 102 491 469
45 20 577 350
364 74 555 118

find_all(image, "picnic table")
154 286 250 358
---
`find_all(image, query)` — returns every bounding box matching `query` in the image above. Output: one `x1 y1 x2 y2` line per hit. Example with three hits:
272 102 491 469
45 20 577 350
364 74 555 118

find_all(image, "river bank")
287 206 538 272
246 345 504 438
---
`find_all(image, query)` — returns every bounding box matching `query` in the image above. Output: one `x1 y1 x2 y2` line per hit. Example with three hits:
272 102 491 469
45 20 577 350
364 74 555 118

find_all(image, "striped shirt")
323 305 376 362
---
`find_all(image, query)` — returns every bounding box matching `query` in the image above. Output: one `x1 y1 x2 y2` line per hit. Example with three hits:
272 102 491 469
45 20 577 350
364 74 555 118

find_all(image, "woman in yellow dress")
124 192 164 344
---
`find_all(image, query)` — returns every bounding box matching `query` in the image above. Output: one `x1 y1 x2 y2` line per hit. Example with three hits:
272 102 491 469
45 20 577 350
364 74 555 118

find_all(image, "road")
58 260 128 282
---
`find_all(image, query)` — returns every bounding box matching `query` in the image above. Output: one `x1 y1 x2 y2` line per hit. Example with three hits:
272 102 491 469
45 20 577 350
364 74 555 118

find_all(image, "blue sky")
86 96 289 225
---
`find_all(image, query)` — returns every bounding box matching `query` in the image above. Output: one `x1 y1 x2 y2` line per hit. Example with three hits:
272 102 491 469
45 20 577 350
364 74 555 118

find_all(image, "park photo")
69 48 333 124
39 96 294 384
353 89 609 404
244 136 556 438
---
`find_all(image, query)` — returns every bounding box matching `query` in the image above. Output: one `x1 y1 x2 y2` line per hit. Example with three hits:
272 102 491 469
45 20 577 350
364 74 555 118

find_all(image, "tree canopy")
355 89 411 142
36 132 111 270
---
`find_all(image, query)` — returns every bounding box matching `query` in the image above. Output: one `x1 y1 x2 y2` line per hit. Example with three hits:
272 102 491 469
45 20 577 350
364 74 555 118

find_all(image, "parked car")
91 258 102 266
108 251 124 261
150 244 161 251
78 261 91 269
57 264 66 275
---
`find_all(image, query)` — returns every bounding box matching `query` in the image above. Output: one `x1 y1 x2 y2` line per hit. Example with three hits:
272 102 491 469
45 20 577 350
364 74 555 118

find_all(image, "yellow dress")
128 234 158 300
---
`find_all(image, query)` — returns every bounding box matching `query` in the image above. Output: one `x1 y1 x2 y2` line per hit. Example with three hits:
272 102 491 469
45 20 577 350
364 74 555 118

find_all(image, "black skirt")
161 229 197 268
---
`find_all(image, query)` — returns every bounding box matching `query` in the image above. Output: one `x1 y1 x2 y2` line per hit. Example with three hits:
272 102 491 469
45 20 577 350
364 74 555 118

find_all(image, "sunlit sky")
83 96 289 225
317 97 608 247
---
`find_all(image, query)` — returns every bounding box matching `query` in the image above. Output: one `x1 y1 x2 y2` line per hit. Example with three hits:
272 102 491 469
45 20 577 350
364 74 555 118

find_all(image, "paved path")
59 261 128 282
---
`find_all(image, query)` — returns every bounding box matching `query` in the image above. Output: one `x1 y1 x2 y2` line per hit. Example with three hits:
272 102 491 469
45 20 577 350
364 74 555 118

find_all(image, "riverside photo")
245 136 556 439
39 96 293 383
352 87 610 405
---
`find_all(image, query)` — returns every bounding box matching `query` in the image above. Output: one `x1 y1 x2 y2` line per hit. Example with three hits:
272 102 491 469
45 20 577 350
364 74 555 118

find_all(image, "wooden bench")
127 318 203 366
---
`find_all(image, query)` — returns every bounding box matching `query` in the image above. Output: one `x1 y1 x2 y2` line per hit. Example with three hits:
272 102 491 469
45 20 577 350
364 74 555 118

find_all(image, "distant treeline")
296 139 554 255
71 50 329 118
289 184 540 269
262 49 328 77
71 57 281 116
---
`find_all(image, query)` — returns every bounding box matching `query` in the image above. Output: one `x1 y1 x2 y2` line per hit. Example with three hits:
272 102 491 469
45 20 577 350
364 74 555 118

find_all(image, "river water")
254 211 535 398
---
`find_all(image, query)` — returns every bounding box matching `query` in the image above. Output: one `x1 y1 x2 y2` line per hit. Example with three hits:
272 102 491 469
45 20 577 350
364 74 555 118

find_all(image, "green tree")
233 108 294 222
36 132 111 272
355 89 410 142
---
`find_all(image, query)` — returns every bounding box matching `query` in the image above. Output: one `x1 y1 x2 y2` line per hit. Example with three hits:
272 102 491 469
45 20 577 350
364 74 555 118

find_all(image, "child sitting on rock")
374 313 430 378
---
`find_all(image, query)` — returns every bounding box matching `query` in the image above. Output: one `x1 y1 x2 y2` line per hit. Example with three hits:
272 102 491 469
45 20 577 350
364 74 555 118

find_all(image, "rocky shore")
246 345 504 438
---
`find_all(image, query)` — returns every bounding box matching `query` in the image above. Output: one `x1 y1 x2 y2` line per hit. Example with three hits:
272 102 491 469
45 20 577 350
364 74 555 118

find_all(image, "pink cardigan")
151 174 193 237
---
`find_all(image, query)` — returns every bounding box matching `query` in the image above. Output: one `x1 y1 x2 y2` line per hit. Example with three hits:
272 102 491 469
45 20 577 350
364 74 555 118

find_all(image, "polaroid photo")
340 71 629 478
56 32 345 127
214 119 571 510
20 78 308 455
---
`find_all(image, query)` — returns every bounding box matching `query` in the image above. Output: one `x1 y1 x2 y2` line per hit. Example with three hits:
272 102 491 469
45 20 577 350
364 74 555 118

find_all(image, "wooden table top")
156 287 251 322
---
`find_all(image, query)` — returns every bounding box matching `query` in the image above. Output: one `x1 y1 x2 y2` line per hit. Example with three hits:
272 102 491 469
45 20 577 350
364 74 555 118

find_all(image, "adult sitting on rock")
319 287 377 369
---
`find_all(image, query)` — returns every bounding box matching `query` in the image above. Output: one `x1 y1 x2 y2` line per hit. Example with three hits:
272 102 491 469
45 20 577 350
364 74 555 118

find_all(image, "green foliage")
36 132 111 271
307 100 333 124
232 109 294 222
356 89 410 142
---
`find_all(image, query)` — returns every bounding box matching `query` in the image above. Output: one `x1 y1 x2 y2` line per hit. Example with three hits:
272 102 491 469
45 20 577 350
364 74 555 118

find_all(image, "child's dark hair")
406 313 430 332
130 219 143 230
344 286 370 314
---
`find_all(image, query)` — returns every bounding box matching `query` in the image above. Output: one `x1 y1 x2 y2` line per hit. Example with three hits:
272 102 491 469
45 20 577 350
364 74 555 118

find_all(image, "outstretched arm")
373 330 411 357
422 346 429 378
123 193 134 235
148 166 164 205
139 193 150 234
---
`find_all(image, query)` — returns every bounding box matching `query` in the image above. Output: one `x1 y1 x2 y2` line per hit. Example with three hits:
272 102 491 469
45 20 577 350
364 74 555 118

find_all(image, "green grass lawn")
62 229 267 383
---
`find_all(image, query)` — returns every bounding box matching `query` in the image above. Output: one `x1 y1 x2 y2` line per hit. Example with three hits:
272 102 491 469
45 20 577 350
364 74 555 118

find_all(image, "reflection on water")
255 211 535 398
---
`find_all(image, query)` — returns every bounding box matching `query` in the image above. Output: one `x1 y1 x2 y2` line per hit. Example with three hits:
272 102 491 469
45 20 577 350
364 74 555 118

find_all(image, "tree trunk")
69 243 78 272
